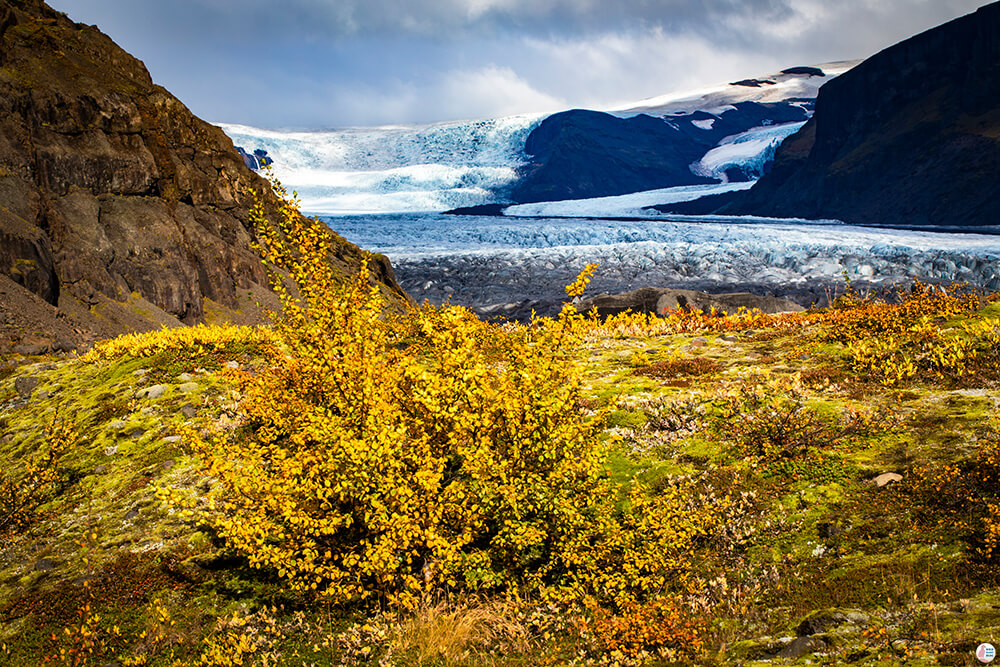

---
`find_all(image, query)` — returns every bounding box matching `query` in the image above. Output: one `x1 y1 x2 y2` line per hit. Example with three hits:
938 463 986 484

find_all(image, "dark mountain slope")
721 2 1000 227
0 0 406 350
510 102 810 203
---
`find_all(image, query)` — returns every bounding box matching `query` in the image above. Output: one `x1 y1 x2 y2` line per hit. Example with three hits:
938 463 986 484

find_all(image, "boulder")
577 286 805 319
873 472 903 487
13 375 37 398
796 609 870 636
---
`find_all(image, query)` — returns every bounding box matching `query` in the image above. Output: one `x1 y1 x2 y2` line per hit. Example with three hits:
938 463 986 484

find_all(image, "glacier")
212 59 1000 315
503 183 754 219
219 115 543 214
326 213 1000 310
691 122 806 182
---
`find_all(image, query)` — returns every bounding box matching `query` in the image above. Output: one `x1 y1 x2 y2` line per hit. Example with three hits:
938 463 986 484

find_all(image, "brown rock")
14 375 37 398
0 0 409 339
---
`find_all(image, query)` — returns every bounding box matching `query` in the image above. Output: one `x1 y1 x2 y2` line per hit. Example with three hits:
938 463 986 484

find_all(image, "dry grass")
394 601 534 666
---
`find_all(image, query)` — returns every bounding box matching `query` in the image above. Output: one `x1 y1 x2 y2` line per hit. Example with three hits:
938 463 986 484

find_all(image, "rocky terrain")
706 1 1000 228
0 0 406 355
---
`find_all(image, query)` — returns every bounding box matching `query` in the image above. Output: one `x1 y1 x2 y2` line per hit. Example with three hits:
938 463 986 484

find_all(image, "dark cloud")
49 0 989 126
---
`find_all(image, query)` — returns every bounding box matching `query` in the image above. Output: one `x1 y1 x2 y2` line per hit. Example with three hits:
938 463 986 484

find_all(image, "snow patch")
610 61 857 118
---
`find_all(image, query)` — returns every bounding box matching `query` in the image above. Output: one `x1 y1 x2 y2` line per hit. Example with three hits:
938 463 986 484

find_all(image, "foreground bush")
188 185 723 616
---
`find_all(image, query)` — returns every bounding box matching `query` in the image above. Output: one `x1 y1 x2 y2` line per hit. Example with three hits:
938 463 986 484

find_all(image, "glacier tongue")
503 183 754 218
324 213 1000 309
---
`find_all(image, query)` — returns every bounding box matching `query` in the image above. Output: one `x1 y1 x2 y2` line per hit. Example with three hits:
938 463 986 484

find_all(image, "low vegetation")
2 187 999 665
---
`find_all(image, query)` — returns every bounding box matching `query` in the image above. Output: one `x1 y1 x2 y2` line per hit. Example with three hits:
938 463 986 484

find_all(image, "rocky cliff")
722 2 1000 227
0 0 406 351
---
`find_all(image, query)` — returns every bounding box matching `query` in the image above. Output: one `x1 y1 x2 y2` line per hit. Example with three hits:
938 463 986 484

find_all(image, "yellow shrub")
0 415 75 543
82 324 278 363
187 182 721 619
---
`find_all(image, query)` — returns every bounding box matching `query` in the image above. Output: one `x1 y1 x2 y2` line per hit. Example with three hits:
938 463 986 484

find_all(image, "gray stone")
109 420 126 431
689 337 708 348
33 558 56 572
14 375 38 398
162 459 175 471
778 636 824 659
161 436 182 444
132 369 148 378
93 464 108 474
124 508 139 521
180 404 197 419
178 382 199 393
177 372 195 382
797 609 869 636
136 384 167 400
128 429 145 439
224 360 240 369
52 340 77 353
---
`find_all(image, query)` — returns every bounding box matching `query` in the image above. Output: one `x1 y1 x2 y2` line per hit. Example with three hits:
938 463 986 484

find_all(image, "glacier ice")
503 183 754 219
324 212 1000 309
691 122 806 182
218 115 543 214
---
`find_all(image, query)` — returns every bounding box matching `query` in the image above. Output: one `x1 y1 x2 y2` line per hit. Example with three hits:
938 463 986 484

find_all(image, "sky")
50 0 988 129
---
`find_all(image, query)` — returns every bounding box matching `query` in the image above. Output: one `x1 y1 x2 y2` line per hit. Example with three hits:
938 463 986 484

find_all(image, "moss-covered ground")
2 290 1000 665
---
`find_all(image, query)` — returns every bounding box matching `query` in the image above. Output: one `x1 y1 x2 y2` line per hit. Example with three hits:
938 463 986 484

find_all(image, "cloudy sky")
51 0 986 128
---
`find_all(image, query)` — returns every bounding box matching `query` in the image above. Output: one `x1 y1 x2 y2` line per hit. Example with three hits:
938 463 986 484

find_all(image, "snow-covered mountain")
219 62 856 215
612 62 854 118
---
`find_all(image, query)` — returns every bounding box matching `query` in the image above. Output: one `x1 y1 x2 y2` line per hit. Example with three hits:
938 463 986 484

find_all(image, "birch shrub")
187 184 721 624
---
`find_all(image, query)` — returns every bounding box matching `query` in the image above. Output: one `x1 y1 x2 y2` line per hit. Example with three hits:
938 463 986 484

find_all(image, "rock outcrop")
576 287 805 319
722 2 1000 228
0 0 406 349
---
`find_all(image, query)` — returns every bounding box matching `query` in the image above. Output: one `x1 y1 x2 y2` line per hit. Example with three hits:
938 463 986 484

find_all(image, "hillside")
716 1 1000 228
0 0 406 355
3 260 1000 664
